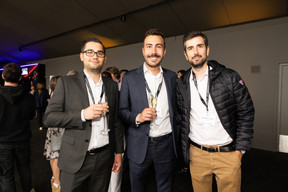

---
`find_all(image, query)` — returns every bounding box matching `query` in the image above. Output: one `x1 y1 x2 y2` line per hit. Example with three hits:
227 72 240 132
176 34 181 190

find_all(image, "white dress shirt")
143 64 172 137
81 70 109 150
189 66 232 146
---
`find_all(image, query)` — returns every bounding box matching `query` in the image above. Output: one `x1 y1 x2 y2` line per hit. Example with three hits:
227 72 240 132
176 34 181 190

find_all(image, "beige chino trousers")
189 144 241 192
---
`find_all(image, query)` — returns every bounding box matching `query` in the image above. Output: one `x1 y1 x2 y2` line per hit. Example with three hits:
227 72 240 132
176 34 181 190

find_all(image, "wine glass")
148 97 158 126
99 96 110 134
148 97 157 109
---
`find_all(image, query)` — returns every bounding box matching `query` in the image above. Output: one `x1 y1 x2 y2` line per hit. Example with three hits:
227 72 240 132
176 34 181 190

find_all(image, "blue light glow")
0 63 38 71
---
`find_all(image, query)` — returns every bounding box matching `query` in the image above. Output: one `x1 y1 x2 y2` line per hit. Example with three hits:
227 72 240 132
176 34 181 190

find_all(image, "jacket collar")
207 60 225 81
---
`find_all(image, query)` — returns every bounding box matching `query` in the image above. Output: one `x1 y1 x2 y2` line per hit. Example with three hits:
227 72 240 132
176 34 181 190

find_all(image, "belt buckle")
206 146 220 153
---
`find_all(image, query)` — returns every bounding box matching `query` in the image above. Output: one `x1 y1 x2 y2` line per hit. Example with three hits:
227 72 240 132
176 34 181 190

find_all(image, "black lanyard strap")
84 74 105 104
192 68 210 112
144 77 163 99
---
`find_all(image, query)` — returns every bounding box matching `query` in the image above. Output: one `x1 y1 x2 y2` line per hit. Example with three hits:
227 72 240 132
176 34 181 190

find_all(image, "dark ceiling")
0 0 287 67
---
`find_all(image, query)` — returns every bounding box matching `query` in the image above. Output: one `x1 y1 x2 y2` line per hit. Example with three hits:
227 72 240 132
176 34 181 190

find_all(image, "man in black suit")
43 37 124 192
119 28 178 192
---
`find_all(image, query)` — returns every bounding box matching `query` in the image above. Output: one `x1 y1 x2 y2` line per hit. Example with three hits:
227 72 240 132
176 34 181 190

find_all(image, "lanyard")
84 74 105 104
144 77 163 99
192 68 210 112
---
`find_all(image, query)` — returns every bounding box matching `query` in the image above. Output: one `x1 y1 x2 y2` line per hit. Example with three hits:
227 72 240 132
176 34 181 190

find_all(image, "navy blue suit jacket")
119 65 178 164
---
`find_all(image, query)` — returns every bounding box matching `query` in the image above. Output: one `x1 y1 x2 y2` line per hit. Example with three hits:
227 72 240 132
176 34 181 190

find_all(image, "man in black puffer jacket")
0 63 36 192
176 31 254 192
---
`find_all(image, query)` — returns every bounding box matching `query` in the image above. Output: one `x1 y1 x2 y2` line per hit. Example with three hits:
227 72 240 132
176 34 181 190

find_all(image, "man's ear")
80 53 84 62
1 74 5 80
104 55 107 64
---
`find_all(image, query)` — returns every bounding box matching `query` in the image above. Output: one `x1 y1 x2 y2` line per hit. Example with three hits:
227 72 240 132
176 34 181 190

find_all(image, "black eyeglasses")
82 49 105 58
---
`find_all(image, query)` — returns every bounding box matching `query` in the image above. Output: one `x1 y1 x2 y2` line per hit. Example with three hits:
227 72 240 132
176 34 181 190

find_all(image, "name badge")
156 107 162 118
200 115 216 126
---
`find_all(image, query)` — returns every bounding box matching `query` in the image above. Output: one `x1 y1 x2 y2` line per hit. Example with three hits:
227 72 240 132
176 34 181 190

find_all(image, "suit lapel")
76 71 90 108
163 69 172 105
135 66 149 109
163 68 174 122
102 77 111 123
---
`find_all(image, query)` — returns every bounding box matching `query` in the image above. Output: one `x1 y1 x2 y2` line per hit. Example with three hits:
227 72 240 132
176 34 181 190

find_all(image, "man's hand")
112 154 122 172
136 108 157 123
83 104 109 120
235 150 243 161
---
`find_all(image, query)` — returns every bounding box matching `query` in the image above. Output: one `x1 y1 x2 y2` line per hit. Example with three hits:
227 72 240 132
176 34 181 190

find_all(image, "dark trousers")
36 108 45 127
61 146 113 192
0 142 31 192
129 134 176 192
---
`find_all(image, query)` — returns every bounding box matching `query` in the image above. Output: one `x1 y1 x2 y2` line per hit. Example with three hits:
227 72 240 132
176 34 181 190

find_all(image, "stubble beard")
190 56 206 70
86 62 103 75
90 67 102 74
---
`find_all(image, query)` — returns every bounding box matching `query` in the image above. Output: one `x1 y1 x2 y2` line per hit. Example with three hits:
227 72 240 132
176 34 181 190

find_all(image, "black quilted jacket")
176 60 255 166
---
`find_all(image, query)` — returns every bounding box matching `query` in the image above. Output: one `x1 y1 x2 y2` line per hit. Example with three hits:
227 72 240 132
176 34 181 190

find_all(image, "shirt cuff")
81 110 86 122
135 114 140 125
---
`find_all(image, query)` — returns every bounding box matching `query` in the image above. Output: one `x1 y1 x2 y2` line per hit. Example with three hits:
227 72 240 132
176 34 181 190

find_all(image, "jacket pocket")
62 134 75 145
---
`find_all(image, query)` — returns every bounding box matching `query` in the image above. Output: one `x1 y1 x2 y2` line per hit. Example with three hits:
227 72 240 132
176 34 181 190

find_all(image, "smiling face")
80 41 106 74
142 35 166 69
184 36 209 69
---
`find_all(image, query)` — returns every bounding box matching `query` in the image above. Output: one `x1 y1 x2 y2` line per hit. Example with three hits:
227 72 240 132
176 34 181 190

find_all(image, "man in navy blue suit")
119 28 178 192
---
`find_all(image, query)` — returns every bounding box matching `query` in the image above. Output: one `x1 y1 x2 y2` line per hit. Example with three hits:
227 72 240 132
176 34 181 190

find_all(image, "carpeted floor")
6 119 288 192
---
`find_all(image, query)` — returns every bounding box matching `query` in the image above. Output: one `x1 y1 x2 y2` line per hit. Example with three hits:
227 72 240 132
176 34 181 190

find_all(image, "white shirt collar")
190 65 212 82
83 69 103 86
143 62 163 78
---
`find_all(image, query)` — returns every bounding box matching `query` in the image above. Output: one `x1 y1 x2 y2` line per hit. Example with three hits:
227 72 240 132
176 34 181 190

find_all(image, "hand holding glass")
98 101 108 116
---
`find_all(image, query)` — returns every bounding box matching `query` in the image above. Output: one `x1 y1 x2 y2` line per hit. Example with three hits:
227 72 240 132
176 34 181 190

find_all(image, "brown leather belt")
87 144 109 155
190 140 234 153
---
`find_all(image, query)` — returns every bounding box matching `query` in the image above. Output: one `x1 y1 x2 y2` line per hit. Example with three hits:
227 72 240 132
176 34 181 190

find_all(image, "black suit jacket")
43 72 123 173
119 65 178 164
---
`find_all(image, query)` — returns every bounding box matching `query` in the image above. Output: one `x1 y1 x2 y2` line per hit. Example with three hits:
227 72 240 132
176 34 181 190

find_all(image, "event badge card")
200 115 216 126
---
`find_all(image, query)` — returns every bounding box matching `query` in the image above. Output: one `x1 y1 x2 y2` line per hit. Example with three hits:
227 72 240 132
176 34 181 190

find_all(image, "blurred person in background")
101 71 112 79
119 69 128 90
34 82 49 130
0 63 36 192
177 70 185 79
105 66 121 90
30 85 35 95
44 75 63 192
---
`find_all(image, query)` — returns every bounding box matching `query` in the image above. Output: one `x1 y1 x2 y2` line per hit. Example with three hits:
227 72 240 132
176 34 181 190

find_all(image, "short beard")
87 65 103 74
191 62 205 69
190 57 206 69
91 68 102 73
